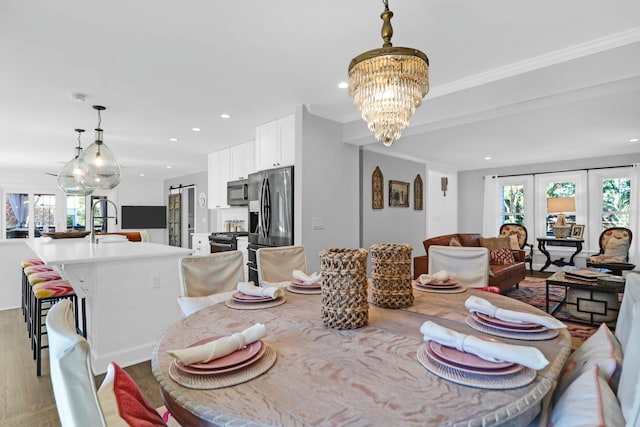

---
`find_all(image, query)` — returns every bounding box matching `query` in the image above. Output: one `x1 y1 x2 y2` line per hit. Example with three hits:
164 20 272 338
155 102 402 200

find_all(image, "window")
545 181 576 236
66 195 86 231
497 176 533 230
601 177 630 229
34 193 55 234
5 192 29 238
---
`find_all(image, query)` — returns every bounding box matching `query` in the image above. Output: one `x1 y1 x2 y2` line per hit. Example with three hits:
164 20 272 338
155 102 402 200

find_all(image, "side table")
537 237 584 273
545 271 624 326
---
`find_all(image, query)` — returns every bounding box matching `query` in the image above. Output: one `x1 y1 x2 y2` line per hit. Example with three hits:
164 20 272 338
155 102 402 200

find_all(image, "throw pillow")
449 237 462 247
489 248 515 265
554 323 623 401
98 362 166 427
549 365 625 427
479 236 510 251
508 234 520 250
604 237 629 259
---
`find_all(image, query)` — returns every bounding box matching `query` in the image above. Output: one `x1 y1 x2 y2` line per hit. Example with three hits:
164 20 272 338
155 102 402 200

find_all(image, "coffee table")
545 271 625 325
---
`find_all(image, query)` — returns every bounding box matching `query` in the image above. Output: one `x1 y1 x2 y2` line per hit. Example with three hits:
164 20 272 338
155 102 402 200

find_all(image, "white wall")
298 106 360 272
427 168 458 238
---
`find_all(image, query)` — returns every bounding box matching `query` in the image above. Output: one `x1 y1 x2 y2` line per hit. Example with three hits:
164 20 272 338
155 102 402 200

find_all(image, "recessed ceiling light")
169 138 178 142
166 165 172 169
630 138 639 142
485 156 492 160
220 114 231 119
139 173 145 177
338 82 348 89
192 127 201 132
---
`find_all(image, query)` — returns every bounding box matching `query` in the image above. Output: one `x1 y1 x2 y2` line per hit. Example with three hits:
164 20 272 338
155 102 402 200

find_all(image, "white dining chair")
256 245 307 284
428 245 489 288
177 251 245 316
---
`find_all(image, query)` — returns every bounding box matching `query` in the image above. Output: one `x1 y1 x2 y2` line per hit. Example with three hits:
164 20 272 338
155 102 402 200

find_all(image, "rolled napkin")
418 270 449 285
260 280 291 289
237 281 284 299
292 269 321 284
465 295 566 329
167 323 266 365
420 321 549 370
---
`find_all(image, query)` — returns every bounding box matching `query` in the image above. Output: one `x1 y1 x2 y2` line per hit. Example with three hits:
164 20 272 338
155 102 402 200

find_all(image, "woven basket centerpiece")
370 243 414 308
319 248 369 329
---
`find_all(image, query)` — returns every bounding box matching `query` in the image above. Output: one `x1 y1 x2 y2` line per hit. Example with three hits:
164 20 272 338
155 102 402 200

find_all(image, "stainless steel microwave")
227 179 248 206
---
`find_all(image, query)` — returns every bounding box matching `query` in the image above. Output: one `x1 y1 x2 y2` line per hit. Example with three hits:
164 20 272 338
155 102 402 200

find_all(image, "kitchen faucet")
89 199 118 243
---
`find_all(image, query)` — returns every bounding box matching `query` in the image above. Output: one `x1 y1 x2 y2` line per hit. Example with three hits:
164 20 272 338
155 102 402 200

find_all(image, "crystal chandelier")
348 0 429 147
76 105 121 190
57 129 94 195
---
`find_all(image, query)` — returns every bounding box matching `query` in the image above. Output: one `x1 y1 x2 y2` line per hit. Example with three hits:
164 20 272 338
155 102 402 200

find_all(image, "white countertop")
26 238 192 265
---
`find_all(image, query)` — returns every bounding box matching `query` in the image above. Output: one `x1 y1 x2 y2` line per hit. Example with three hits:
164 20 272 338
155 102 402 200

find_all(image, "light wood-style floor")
0 308 162 427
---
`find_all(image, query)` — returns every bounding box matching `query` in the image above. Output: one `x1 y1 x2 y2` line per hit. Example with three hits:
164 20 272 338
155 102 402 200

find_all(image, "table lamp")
547 197 575 238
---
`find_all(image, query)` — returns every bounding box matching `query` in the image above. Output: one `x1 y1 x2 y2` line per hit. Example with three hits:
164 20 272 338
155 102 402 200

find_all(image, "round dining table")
152 287 571 427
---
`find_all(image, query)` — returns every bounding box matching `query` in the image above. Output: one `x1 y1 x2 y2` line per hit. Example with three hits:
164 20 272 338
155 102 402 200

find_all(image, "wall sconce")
441 177 448 197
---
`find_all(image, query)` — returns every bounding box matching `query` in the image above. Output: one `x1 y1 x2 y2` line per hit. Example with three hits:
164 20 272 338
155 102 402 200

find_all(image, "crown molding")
429 27 640 99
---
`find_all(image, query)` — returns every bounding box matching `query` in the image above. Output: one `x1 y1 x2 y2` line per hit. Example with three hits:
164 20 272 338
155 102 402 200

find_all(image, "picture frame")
570 224 585 239
389 180 410 207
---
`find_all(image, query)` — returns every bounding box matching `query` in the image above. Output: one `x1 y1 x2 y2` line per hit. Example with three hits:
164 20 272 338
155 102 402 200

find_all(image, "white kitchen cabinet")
208 150 230 208
192 233 210 254
255 114 295 171
229 140 255 181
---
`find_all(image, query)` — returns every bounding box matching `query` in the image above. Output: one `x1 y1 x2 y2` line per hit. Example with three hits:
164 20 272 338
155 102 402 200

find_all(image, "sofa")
413 233 526 293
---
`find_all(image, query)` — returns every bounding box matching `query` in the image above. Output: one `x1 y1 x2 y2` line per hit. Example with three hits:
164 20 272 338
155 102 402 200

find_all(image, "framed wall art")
389 180 409 207
372 166 384 209
414 174 423 210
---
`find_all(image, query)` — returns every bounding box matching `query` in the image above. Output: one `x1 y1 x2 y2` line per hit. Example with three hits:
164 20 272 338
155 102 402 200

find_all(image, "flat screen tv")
121 205 167 229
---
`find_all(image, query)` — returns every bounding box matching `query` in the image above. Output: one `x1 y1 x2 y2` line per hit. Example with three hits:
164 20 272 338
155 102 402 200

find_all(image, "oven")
208 233 238 253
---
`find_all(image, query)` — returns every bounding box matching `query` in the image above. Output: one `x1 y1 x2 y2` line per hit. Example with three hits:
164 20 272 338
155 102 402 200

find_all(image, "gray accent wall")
164 170 209 234
458 153 640 232
361 150 428 270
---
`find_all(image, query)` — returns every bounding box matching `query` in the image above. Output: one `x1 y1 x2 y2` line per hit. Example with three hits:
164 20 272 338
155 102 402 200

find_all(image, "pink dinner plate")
429 341 514 370
175 342 267 375
413 280 460 289
232 291 274 303
473 312 547 332
425 343 524 376
290 279 321 289
179 336 263 370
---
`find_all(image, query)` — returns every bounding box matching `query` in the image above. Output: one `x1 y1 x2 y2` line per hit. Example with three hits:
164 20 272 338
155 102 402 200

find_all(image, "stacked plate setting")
465 311 559 341
425 340 524 376
173 336 267 376
231 291 280 305
412 279 465 293
287 278 322 294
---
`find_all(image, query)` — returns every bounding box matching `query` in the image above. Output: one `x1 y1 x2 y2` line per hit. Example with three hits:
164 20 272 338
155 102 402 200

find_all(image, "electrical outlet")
151 275 161 289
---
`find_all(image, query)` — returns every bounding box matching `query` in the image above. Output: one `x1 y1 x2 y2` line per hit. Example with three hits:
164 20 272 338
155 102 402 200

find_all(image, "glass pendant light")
57 129 94 195
76 105 121 190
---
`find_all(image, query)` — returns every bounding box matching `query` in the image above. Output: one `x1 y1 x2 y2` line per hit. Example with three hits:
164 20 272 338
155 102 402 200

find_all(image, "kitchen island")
27 238 192 374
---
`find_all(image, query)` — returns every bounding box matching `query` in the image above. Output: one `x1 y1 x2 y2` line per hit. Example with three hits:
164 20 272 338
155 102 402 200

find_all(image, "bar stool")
20 259 46 320
26 270 62 338
22 265 55 321
31 279 78 376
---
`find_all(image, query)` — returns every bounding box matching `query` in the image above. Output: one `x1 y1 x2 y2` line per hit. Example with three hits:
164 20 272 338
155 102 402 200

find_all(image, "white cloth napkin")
420 321 549 370
167 323 266 365
418 270 449 285
237 281 284 299
465 295 566 329
260 280 291 289
292 270 321 284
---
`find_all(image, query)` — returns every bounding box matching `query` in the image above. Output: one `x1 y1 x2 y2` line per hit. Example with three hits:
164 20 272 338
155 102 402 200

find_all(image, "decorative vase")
369 243 413 308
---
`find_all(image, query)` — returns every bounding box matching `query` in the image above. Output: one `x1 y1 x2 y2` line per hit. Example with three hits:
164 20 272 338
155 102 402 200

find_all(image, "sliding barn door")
168 193 181 247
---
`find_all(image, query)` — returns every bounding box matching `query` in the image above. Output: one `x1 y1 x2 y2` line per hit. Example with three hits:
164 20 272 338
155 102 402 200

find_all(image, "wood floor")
0 308 163 427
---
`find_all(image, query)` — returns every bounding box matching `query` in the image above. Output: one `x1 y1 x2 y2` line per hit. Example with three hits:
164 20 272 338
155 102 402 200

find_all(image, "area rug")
504 277 599 347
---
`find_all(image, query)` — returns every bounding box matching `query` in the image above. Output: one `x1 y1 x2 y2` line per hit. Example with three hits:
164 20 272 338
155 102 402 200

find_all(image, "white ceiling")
1 0 639 183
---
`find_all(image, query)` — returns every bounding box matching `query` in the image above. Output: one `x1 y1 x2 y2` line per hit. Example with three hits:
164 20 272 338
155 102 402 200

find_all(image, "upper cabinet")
255 114 295 171
229 140 255 181
208 140 255 209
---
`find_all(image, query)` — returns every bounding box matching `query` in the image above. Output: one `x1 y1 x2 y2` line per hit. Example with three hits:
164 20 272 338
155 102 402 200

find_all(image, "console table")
537 237 584 273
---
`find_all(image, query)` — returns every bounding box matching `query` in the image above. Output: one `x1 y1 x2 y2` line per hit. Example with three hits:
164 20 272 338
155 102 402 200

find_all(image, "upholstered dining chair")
177 251 245 316
499 223 534 272
47 300 178 426
427 246 489 288
586 227 634 275
256 245 307 284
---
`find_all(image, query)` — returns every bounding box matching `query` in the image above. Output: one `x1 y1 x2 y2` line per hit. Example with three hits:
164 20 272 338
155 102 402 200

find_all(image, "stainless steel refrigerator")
247 166 294 282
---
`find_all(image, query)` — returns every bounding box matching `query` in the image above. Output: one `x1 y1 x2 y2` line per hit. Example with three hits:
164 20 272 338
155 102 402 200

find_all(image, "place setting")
412 271 466 294
166 323 277 389
286 269 322 295
464 295 566 340
225 281 286 310
417 321 545 389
